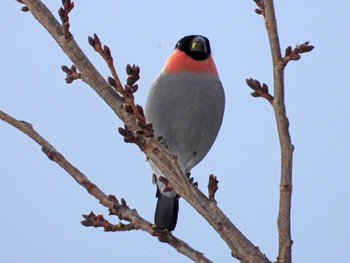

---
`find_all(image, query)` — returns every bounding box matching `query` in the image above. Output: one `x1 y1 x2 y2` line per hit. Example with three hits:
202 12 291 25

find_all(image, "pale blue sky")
1 1 349 262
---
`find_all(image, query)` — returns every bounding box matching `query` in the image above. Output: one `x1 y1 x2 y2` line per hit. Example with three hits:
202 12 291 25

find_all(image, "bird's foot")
157 136 168 149
186 172 198 187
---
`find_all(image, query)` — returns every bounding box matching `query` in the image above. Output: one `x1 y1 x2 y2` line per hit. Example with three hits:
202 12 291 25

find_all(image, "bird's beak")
190 37 207 53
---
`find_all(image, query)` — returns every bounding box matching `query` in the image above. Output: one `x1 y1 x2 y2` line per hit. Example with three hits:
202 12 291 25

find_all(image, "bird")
145 35 225 231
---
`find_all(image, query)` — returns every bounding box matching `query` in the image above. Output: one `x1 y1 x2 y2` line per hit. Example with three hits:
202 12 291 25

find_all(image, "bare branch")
0 110 213 263
252 0 313 262
258 1 303 262
263 1 294 261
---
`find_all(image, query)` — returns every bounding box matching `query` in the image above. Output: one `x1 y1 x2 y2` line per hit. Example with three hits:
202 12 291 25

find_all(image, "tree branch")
263 2 294 262
252 1 312 262
0 109 213 263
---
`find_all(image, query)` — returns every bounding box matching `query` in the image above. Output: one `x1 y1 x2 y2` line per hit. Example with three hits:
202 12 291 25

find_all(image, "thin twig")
282 42 314 67
88 34 124 95
81 211 137 232
246 78 274 104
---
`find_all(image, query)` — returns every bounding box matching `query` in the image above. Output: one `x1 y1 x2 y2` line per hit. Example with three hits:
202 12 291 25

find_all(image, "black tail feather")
154 194 179 231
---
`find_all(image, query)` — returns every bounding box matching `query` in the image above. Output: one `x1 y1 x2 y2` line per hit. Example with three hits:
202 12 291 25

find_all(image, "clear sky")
1 1 349 262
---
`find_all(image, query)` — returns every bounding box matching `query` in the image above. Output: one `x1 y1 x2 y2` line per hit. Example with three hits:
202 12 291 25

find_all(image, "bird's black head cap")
175 35 211 61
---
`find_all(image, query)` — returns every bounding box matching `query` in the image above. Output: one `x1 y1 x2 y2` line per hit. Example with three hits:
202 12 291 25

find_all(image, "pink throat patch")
162 49 219 78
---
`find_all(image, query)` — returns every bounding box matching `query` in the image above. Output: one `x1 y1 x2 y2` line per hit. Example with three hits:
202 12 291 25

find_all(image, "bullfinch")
145 35 225 231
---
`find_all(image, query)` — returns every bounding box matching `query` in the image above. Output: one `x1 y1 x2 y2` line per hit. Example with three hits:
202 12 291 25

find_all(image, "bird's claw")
186 172 198 188
157 136 168 149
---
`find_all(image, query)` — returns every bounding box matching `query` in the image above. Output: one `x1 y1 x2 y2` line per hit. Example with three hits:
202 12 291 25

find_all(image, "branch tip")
120 198 127 207
88 34 102 52
21 6 29 12
86 34 145 127
61 64 81 83
16 0 29 12
117 127 128 137
283 41 314 66
93 33 100 44
126 64 140 87
118 125 139 143
103 45 112 60
246 78 274 103
81 210 136 232
87 36 95 48
208 174 219 201
253 0 265 16
58 0 74 38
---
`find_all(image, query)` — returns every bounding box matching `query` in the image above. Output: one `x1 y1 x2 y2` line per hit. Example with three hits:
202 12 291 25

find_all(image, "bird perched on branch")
145 35 225 231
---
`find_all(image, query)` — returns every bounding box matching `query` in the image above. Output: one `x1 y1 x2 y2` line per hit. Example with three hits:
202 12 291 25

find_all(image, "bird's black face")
175 35 211 61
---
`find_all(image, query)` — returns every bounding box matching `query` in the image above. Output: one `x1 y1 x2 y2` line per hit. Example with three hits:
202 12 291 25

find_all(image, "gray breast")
145 71 225 173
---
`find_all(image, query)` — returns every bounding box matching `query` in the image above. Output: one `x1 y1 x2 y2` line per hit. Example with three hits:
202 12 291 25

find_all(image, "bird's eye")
190 39 207 54
191 42 197 50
